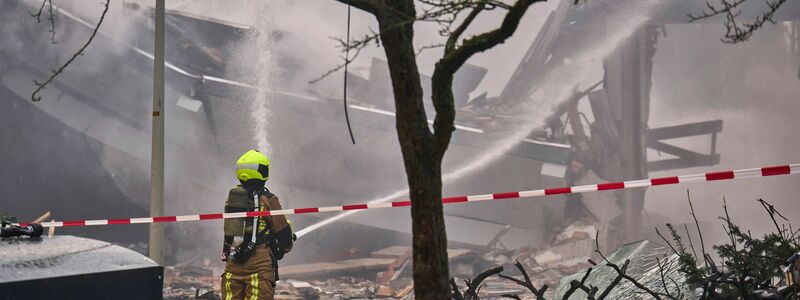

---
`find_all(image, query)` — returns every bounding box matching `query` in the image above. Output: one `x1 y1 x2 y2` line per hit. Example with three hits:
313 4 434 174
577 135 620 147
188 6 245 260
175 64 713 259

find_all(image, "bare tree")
327 0 543 298
688 0 788 43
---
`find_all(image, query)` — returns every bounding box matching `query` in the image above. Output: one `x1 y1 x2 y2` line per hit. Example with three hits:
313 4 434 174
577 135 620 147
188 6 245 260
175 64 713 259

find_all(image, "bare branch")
470 266 504 292
452 266 504 299
757 198 789 239
417 0 510 37
655 227 680 256
561 267 594 299
451 277 464 300
319 0 514 84
445 2 486 54
498 260 547 300
47 0 57 44
30 0 58 44
31 0 110 102
416 43 445 56
687 189 710 270
687 0 747 21
721 196 738 249
688 0 788 43
501 294 522 300
655 257 675 299
595 260 627 300
439 0 543 72
594 231 672 300
308 45 364 84
431 0 543 157
317 1 493 82
30 0 48 22
683 224 699 261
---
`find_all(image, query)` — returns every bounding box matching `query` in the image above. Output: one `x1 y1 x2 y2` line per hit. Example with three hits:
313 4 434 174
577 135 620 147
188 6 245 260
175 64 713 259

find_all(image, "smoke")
0 0 154 244
2 0 797 269
294 0 668 238
644 21 800 244
0 0 245 265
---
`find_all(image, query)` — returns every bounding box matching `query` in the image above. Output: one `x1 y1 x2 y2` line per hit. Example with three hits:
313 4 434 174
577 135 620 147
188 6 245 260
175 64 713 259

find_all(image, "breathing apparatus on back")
223 150 271 263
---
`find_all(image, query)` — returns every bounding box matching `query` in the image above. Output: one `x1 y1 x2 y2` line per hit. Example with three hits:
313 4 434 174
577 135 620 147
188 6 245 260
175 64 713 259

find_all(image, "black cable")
343 5 356 144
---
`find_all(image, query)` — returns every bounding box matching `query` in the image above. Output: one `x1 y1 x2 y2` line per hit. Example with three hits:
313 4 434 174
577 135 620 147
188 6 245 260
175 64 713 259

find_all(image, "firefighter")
221 150 293 300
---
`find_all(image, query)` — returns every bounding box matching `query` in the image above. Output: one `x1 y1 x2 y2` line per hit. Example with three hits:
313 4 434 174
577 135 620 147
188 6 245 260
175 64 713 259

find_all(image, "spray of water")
296 0 665 238
243 0 274 152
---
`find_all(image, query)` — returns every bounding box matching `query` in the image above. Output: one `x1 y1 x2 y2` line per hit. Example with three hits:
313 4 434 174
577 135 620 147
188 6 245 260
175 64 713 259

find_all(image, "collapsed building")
1 0 799 296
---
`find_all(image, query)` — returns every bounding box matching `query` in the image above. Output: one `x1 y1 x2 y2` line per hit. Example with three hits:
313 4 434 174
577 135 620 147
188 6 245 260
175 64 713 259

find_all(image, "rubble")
161 221 605 299
163 265 221 300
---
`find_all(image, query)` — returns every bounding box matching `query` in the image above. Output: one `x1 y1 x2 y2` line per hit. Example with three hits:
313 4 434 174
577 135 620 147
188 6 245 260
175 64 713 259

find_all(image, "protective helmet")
236 150 270 182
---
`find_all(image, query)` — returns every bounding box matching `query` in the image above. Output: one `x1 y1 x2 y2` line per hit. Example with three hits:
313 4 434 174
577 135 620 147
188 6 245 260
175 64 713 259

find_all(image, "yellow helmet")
236 150 270 182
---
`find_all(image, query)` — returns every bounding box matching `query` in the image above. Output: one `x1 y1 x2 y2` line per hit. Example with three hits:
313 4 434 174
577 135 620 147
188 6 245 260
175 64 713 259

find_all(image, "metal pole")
149 0 165 265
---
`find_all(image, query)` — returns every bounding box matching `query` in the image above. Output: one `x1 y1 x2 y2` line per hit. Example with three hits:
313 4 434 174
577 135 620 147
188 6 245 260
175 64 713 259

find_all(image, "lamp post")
149 0 165 265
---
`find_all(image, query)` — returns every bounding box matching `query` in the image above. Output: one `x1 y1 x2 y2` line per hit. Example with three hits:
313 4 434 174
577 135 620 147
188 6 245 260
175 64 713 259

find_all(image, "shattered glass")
552 240 701 299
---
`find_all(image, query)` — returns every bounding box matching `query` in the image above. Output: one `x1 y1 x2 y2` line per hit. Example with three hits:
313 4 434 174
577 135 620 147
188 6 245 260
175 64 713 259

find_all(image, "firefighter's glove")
231 242 256 263
273 245 286 260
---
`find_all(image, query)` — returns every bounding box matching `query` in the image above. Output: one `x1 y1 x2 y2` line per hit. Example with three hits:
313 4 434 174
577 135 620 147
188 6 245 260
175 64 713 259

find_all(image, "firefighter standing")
221 150 293 300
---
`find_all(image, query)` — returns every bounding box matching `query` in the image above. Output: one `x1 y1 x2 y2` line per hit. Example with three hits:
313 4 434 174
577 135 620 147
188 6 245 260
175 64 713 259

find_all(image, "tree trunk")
376 2 452 299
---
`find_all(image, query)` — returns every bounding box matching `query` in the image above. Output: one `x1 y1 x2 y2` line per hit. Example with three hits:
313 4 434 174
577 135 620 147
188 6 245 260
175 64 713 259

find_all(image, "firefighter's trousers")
221 270 274 300
221 245 275 300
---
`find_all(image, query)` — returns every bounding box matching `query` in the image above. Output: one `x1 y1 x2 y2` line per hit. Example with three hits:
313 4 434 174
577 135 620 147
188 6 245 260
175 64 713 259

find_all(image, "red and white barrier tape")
18 164 800 228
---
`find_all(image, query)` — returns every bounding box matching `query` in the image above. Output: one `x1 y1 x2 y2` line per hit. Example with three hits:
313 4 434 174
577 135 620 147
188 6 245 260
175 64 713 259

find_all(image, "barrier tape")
17 164 799 228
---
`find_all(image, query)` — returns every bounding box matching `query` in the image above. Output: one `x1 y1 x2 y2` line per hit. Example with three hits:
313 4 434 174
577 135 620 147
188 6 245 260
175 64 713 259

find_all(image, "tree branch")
687 0 747 21
561 267 595 299
431 0 542 157
452 266 504 299
451 277 464 300
688 0 788 43
416 43 445 56
687 189 710 271
498 260 547 300
31 0 110 102
308 44 365 84
30 0 48 22
445 2 485 54
594 231 672 300
30 0 58 44
757 198 789 239
439 0 541 72
655 257 676 299
655 227 680 256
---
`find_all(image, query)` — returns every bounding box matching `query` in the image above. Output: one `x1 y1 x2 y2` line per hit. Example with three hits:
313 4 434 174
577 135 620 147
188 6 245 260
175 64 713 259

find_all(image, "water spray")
295 0 668 237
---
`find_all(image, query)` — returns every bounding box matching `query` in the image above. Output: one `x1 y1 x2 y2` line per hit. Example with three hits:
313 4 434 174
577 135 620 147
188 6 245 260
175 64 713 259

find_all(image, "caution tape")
18 164 799 228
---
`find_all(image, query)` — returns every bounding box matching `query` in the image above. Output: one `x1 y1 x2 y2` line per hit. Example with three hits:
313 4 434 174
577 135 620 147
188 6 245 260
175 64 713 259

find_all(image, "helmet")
236 150 270 182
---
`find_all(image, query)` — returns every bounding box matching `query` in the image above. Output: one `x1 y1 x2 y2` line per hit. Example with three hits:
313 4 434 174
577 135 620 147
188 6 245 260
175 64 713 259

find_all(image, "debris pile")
274 277 406 300
163 265 220 300
159 222 604 299
464 222 600 298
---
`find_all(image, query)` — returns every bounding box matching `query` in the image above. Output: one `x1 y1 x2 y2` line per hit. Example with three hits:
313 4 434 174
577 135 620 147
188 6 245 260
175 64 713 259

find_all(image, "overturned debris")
1 235 163 300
